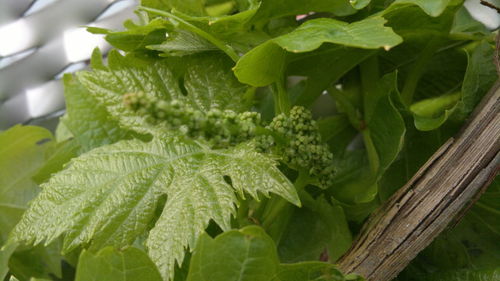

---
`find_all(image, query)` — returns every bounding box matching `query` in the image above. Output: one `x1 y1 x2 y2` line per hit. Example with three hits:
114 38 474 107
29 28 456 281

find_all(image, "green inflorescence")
124 92 334 188
124 92 260 148
262 106 335 188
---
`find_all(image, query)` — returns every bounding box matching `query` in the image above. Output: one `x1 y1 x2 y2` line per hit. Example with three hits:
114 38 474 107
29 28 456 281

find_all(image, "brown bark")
337 82 500 281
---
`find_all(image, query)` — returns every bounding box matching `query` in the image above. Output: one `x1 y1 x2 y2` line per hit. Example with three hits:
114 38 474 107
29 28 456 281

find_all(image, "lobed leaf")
9 138 298 280
77 50 249 135
62 74 133 152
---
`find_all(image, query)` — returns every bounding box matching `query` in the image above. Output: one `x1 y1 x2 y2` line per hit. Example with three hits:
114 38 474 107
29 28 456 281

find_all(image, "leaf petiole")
272 72 291 115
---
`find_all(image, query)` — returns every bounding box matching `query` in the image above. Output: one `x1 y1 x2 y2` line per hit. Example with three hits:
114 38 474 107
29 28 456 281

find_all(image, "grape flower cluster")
124 92 334 188
259 106 335 188
124 92 260 148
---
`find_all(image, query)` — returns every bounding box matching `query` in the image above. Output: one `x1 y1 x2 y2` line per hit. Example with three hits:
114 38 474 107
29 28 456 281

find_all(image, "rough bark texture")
338 82 500 281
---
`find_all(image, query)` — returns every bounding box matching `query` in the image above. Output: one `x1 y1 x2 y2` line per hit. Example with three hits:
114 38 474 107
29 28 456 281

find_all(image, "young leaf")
234 17 402 86
89 18 170 52
77 50 249 135
75 247 162 281
9 138 299 280
186 225 280 281
148 29 217 56
182 54 250 111
62 74 133 152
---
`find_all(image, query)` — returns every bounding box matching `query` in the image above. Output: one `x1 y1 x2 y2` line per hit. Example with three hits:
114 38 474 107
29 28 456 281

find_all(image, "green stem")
360 55 379 114
359 56 381 176
401 37 441 105
272 73 291 115
361 129 380 175
236 198 250 227
138 6 240 62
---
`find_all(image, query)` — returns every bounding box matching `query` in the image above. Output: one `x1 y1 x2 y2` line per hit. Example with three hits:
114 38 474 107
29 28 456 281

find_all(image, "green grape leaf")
0 126 65 280
273 262 355 281
75 247 162 281
391 0 453 17
88 18 170 52
144 0 261 43
414 268 500 281
148 29 217 56
234 17 402 86
32 139 80 184
185 225 359 281
62 74 133 152
288 46 375 107
251 0 358 22
278 196 352 263
77 49 249 135
405 41 496 131
76 49 183 135
0 243 16 280
364 72 406 175
54 120 73 142
9 138 298 280
381 1 461 45
330 72 405 204
186 225 280 281
349 0 371 9
410 92 460 131
8 242 63 281
182 54 250 111
450 7 490 36
143 0 207 16
0 125 54 244
453 41 498 120
316 111 360 159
